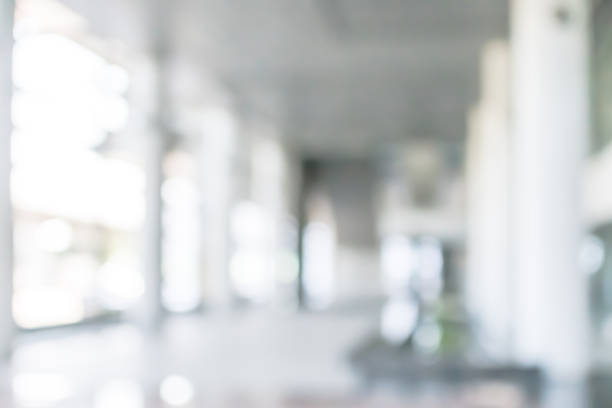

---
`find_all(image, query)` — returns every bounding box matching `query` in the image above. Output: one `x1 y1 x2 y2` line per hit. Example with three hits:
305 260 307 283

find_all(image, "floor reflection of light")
159 375 195 406
12 373 74 407
94 379 144 408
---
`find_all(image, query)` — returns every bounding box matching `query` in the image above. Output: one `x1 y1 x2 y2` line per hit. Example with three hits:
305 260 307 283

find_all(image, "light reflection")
381 234 415 296
229 250 273 302
94 379 145 408
162 154 201 312
230 201 271 247
303 221 336 309
12 372 75 407
159 375 195 406
380 296 419 345
229 201 275 302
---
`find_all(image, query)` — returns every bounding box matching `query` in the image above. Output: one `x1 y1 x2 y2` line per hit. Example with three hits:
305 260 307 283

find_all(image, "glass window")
11 0 143 328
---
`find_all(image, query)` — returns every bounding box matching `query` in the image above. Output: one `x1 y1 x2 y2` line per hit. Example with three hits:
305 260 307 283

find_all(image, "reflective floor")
0 312 599 407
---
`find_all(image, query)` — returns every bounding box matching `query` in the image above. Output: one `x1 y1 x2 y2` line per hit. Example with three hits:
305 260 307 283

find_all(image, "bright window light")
11 0 141 329
36 219 73 253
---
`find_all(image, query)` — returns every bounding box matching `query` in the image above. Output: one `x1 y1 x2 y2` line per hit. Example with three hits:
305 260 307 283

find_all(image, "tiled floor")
0 312 595 407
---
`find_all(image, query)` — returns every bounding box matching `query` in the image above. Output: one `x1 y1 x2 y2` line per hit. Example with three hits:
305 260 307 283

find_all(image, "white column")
465 40 511 362
0 0 14 356
135 0 171 327
250 131 288 304
511 0 590 379
126 56 165 328
200 108 236 308
139 129 164 327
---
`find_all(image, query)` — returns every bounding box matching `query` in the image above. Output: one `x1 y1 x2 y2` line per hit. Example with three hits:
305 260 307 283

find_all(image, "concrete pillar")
0 0 14 356
511 0 590 379
465 40 511 362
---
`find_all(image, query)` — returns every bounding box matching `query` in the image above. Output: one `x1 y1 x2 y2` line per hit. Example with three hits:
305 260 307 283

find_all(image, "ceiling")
60 0 509 158
169 0 508 157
